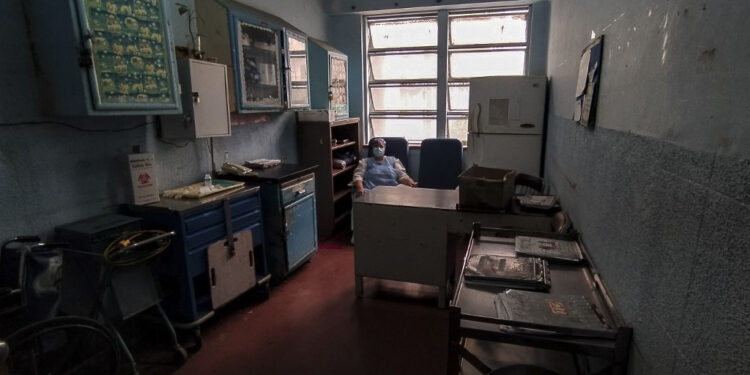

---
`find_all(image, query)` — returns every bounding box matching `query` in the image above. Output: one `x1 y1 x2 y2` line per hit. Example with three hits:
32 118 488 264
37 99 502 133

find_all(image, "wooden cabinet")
160 59 231 139
297 116 360 239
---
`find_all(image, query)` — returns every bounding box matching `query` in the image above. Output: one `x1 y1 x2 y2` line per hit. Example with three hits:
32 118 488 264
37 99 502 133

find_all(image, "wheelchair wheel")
6 316 121 375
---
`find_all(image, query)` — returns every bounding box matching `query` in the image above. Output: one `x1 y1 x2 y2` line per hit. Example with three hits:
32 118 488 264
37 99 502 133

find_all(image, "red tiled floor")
144 233 451 375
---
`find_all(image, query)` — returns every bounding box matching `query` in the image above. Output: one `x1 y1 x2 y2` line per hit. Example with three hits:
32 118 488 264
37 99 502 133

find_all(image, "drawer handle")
210 268 216 287
295 189 306 195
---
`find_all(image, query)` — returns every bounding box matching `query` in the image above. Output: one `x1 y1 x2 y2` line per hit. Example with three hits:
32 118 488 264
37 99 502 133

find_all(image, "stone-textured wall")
545 1 750 373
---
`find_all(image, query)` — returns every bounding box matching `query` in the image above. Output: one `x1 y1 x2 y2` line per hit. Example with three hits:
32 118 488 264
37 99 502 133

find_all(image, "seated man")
353 138 417 197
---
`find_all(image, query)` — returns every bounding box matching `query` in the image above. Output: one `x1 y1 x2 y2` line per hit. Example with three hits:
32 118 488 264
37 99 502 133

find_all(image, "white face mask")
373 147 385 158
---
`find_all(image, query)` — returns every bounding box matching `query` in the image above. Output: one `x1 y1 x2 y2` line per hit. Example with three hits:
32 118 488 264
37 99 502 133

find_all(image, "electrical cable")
0 120 154 133
102 230 171 268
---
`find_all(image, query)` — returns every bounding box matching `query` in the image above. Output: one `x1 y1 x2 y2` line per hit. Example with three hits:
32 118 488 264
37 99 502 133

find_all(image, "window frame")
363 7 530 145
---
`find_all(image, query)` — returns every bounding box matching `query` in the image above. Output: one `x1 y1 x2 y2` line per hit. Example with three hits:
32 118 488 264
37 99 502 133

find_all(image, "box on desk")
296 109 336 122
458 165 517 210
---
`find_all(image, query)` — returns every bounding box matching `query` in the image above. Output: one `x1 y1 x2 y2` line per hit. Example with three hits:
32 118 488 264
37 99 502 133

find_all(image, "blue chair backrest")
418 138 463 189
367 137 409 170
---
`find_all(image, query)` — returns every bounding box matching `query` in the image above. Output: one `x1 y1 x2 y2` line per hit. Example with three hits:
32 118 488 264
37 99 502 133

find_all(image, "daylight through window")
365 8 529 144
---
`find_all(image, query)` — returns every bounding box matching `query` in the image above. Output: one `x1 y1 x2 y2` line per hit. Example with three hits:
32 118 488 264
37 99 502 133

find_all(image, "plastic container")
204 173 212 188
458 165 517 210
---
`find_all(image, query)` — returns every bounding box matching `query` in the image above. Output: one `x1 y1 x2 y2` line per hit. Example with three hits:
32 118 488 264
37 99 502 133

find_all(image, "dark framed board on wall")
574 35 603 127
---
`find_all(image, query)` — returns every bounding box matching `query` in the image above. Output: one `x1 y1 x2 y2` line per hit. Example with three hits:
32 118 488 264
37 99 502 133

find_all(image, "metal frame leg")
108 323 139 375
355 275 363 298
155 303 188 362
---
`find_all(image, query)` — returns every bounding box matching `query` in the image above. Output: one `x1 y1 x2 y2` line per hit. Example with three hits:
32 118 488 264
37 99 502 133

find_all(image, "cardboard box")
458 165 517 210
296 109 335 122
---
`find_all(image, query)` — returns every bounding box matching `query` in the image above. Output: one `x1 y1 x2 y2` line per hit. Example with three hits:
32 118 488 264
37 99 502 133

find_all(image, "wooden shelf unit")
297 117 360 239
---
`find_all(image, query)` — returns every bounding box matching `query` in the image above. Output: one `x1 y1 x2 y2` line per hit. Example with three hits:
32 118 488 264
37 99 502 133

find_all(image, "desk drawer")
183 207 223 235
281 174 315 205
229 194 260 218
183 194 260 235
185 223 225 253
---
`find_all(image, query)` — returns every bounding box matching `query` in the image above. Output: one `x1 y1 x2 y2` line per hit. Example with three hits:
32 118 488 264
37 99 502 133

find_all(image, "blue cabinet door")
283 193 317 271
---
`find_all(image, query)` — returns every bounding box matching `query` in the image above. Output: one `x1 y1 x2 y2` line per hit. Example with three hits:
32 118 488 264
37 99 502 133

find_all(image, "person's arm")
392 158 417 187
352 159 367 196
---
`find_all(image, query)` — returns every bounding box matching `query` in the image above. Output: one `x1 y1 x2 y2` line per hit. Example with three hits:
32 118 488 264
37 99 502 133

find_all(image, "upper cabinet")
283 29 311 109
195 0 310 114
229 13 284 112
309 38 349 120
26 0 181 116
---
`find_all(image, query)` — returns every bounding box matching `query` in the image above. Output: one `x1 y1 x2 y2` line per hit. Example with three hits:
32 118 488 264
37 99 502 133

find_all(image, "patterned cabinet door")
77 0 180 111
328 52 348 119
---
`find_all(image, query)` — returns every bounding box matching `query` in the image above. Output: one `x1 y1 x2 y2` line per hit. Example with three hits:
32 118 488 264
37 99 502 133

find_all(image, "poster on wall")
574 35 603 128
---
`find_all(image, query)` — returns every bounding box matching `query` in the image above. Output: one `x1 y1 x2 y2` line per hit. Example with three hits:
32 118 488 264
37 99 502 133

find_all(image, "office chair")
367 137 409 170
418 138 463 189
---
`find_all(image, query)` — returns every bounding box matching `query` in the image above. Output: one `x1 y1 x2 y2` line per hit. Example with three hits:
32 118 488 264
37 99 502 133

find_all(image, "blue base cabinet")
225 165 318 282
129 186 268 324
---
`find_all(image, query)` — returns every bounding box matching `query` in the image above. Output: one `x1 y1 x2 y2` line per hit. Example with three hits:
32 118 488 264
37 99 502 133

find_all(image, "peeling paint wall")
545 1 750 374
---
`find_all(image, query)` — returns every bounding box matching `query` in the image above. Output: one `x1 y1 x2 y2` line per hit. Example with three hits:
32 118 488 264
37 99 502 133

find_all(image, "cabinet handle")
249 251 254 268
296 189 306 195
210 268 216 286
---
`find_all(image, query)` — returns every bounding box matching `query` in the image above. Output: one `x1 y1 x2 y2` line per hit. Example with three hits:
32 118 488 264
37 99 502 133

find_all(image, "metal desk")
448 225 631 375
353 186 563 308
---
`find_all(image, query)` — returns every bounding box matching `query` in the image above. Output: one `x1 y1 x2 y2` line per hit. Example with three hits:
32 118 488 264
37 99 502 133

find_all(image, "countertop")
130 185 260 213
221 163 318 183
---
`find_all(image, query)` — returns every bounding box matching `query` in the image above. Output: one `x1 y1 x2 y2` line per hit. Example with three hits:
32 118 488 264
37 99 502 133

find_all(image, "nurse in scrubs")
352 138 417 197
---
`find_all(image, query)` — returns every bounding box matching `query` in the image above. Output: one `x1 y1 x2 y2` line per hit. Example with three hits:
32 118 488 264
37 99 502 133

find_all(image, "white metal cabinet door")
283 193 317 271
468 76 546 135
466 133 542 176
190 60 231 138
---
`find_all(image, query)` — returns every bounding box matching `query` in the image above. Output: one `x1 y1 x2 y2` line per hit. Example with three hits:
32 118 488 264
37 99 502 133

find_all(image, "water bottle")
204 173 212 188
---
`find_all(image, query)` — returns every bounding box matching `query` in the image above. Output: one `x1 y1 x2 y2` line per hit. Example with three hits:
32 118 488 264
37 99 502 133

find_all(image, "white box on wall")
129 153 160 205
296 109 336 122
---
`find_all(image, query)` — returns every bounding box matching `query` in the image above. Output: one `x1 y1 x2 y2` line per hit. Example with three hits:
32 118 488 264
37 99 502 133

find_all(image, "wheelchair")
1 237 121 375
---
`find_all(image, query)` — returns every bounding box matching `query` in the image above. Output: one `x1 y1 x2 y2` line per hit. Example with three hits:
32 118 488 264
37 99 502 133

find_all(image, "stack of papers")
162 180 244 199
494 290 613 338
464 254 550 291
515 236 583 263
244 159 281 169
516 195 558 210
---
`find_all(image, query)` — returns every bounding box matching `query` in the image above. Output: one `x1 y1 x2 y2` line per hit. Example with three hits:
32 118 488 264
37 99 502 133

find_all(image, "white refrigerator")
466 76 547 176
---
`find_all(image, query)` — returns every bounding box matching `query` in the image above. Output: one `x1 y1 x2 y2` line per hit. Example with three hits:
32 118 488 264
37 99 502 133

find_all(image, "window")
365 8 529 144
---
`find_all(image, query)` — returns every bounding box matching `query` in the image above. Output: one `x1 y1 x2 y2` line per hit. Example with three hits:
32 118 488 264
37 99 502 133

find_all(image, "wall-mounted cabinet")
229 13 284 112
161 59 231 139
195 0 310 114
26 0 181 116
309 38 349 120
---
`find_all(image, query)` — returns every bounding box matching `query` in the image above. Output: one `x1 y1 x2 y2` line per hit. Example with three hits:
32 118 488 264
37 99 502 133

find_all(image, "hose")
102 230 171 267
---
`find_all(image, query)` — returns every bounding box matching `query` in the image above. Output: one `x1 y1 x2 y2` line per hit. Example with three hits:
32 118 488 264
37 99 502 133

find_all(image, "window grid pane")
369 53 438 80
449 14 527 46
449 50 526 79
370 85 438 111
371 117 437 141
369 17 438 49
366 8 527 143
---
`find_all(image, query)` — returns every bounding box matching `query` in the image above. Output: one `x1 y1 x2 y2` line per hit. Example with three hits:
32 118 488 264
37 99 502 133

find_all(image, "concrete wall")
545 1 750 374
0 0 325 241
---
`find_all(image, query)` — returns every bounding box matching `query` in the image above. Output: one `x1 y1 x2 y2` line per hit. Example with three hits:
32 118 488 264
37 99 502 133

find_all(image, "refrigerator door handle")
469 103 481 134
